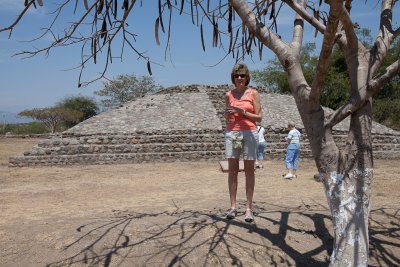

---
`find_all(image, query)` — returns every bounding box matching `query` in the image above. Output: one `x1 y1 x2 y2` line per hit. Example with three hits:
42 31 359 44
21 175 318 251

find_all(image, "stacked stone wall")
9 130 400 167
261 131 400 161
9 130 225 166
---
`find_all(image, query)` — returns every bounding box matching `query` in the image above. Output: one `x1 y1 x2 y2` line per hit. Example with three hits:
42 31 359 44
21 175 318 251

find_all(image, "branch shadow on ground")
368 208 400 267
45 204 399 267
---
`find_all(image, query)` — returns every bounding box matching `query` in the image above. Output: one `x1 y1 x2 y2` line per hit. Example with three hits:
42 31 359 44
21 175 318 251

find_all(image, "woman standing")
224 63 262 222
284 121 301 179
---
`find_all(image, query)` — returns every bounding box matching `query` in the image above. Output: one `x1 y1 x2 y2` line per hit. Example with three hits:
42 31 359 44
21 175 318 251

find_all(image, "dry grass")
0 137 41 165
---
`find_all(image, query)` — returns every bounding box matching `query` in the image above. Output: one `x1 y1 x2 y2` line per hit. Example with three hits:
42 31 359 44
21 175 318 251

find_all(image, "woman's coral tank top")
226 88 257 130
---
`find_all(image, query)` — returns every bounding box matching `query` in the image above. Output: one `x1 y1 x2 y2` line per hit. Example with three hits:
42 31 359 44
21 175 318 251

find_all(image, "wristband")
243 110 247 116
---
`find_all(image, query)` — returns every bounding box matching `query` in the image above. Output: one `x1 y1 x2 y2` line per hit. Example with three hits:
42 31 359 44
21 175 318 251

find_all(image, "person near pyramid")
283 121 301 179
223 63 262 223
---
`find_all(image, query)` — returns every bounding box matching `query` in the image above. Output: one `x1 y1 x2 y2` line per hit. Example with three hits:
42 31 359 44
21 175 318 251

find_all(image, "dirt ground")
0 138 399 267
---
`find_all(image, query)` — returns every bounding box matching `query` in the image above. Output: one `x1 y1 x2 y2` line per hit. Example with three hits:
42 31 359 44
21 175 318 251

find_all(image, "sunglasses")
234 74 247 79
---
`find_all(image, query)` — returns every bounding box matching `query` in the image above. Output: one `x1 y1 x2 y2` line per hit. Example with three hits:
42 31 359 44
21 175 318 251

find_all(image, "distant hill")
0 111 35 124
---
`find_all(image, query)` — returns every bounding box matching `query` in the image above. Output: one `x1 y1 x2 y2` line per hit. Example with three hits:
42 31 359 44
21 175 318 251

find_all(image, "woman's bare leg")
244 160 255 214
228 158 239 209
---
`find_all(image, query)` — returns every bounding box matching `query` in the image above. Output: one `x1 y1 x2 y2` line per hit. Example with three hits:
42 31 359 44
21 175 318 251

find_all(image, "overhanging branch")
0 0 35 36
229 0 287 57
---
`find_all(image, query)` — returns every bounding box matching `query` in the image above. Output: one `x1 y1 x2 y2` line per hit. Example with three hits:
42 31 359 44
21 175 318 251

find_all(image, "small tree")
94 74 163 109
19 107 83 133
57 95 99 128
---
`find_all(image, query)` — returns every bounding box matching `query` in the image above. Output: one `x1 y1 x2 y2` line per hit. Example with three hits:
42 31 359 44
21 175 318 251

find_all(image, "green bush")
0 122 50 135
57 95 99 128
373 99 400 130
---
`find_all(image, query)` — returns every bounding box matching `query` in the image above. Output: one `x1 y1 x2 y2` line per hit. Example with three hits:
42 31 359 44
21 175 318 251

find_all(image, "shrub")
1 122 50 135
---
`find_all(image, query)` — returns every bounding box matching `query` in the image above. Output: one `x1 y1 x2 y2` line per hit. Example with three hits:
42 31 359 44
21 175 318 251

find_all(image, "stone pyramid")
9 84 400 166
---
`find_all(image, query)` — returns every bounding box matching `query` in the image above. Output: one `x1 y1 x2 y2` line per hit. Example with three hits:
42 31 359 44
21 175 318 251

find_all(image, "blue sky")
0 1 398 114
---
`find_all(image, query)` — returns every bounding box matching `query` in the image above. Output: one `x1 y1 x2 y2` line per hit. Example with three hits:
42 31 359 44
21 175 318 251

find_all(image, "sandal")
244 209 254 223
225 208 237 220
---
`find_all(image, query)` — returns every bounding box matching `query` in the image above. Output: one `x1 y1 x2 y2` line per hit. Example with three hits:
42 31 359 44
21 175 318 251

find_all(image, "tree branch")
229 0 287 57
12 0 153 86
310 1 341 100
339 3 358 49
283 0 326 35
325 58 400 128
283 0 354 53
0 0 35 36
290 0 305 55
370 0 398 73
368 59 400 95
344 0 352 12
14 1 98 59
28 0 71 42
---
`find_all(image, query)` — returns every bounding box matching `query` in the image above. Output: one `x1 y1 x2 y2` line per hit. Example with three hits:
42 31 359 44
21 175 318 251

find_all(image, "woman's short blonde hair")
231 63 250 85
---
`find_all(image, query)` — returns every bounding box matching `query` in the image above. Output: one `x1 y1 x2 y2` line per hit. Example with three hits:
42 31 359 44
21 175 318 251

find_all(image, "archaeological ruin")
9 84 400 167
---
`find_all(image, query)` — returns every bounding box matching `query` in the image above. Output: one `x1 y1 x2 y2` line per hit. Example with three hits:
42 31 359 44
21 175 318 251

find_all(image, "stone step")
9 151 225 167
30 138 400 153
37 134 225 147
264 148 314 157
371 151 400 159
25 142 225 156
10 146 400 167
369 144 400 149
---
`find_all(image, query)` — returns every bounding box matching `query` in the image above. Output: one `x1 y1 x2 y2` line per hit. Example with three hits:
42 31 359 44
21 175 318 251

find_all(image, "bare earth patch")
0 138 399 267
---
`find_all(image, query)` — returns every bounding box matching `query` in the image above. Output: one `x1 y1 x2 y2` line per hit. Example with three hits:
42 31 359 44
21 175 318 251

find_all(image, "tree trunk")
50 122 57 133
291 75 373 266
322 168 372 267
321 103 373 267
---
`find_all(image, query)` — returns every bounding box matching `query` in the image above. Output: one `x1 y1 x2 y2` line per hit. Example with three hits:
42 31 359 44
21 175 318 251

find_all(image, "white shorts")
225 130 258 160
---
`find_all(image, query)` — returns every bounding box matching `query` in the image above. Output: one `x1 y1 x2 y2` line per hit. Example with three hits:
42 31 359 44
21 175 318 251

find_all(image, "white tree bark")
324 169 372 267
